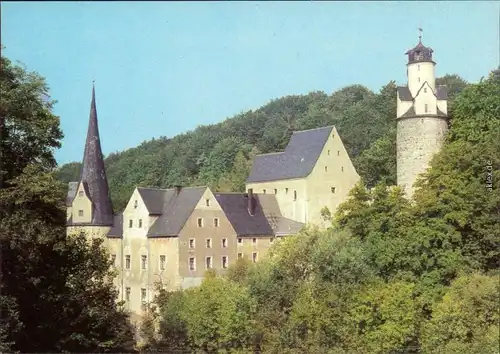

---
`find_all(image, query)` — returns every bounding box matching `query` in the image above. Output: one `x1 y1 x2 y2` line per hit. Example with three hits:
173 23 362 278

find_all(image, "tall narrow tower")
396 34 448 198
66 84 114 237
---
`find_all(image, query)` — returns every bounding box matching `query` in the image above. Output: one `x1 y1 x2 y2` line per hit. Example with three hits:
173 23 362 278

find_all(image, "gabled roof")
246 126 333 183
78 85 114 226
147 187 207 237
214 193 304 236
137 187 173 215
397 86 413 101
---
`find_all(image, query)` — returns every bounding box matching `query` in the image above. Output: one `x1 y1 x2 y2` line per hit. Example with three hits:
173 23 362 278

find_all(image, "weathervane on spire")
418 27 423 42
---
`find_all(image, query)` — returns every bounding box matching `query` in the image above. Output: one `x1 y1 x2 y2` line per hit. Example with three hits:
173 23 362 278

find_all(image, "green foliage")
1 53 135 353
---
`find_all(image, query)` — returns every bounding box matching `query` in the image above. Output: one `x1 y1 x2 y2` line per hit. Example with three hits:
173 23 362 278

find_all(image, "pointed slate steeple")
79 84 114 225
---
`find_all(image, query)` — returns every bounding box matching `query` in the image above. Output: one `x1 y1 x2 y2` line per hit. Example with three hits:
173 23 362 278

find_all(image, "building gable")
71 181 93 224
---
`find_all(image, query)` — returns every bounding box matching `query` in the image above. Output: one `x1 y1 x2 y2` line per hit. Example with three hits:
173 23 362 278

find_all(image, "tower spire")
80 83 114 225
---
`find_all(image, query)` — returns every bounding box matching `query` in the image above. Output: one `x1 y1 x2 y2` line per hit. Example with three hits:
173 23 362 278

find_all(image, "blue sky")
2 1 499 165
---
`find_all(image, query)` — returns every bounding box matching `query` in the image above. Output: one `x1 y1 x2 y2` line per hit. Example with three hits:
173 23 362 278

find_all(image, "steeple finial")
79 83 114 225
418 27 423 43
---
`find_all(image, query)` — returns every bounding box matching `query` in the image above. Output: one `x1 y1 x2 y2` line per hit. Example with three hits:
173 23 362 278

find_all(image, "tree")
0 54 135 353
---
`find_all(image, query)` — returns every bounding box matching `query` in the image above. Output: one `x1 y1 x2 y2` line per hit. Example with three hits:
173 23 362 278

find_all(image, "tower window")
214 218 219 227
125 255 131 269
141 288 146 302
274 188 277 194
189 238 195 249
418 77 421 83
252 238 257 244
285 188 289 194
78 210 83 217
293 190 297 201
125 287 131 301
205 199 210 206
134 200 138 209
425 104 428 113
325 166 328 172
328 150 330 155
197 218 203 227
139 219 143 228
159 255 166 270
238 238 242 244
78 191 84 197
424 87 427 93
263 189 266 194
222 238 227 248
141 255 147 270
418 65 420 71
341 166 344 172
337 150 340 156
129 219 133 228
331 187 336 193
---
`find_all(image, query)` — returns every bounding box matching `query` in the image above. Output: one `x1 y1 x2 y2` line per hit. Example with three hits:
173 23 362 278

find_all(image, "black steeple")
80 83 114 225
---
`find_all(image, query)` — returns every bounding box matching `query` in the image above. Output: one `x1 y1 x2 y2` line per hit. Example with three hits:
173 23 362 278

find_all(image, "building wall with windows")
236 235 276 264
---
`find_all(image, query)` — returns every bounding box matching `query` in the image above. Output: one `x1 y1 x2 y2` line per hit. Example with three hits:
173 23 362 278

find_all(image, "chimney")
247 188 254 216
174 185 182 195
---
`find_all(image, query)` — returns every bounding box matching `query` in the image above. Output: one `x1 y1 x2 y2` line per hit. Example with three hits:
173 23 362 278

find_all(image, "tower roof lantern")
405 29 434 64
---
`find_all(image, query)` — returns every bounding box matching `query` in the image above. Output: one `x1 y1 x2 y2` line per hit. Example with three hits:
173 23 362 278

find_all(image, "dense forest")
56 74 468 210
2 45 499 354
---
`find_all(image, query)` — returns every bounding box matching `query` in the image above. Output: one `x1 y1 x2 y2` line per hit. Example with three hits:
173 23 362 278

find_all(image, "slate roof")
399 105 447 119
66 181 78 206
147 187 207 237
214 193 304 236
436 85 448 100
397 86 413 101
246 126 333 183
137 187 173 215
405 39 434 64
78 85 114 226
107 214 123 238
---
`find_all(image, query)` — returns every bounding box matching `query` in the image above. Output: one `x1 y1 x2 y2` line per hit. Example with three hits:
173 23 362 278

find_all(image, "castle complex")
66 37 447 321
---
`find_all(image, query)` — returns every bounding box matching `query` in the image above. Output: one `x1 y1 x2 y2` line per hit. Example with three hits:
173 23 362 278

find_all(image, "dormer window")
424 87 427 93
134 200 138 209
205 199 210 206
78 191 84 197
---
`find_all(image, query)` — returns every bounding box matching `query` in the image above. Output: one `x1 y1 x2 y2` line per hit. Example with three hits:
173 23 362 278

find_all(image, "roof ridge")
291 125 334 134
137 186 207 191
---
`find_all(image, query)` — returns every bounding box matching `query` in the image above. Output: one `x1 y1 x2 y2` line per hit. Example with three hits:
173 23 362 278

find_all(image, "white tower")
396 34 449 199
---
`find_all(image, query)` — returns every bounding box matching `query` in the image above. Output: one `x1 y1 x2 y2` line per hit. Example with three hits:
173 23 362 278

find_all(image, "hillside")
57 74 468 210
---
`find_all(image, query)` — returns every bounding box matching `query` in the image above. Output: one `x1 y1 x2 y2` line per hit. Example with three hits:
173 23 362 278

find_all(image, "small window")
274 188 277 194
197 218 203 227
129 219 133 228
425 104 428 113
189 257 196 271
285 188 289 194
205 199 210 206
325 166 328 172
214 218 219 227
125 287 131 301
424 87 427 93
341 166 344 172
141 288 146 302
328 150 330 155
237 238 242 244
134 200 138 209
139 219 143 228
222 256 228 269
293 190 297 201
418 77 421 82
78 191 84 197
206 239 212 248
222 238 227 248
111 254 116 266
331 187 336 193
78 210 84 217
205 256 213 269
263 189 266 194
337 150 340 156
418 65 420 71
125 255 131 269
237 253 243 259
189 239 195 249
252 252 258 263
141 255 147 270
252 238 257 244
159 255 166 270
